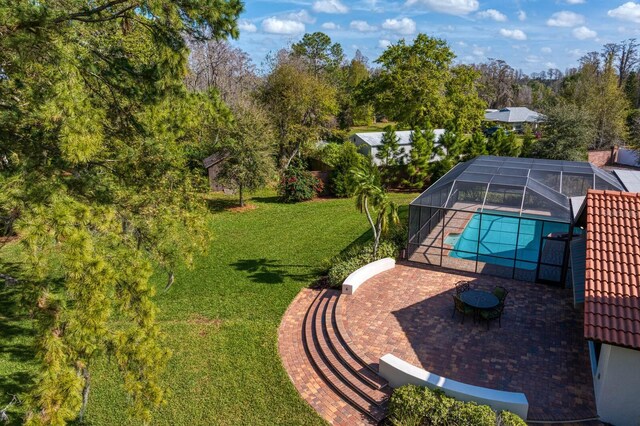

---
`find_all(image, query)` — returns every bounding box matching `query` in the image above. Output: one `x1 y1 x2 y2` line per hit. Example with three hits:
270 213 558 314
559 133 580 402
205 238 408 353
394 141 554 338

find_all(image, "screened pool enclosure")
408 156 623 284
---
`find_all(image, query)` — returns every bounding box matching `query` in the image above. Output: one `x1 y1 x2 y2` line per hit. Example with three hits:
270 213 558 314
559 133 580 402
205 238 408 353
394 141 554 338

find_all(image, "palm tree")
351 165 400 257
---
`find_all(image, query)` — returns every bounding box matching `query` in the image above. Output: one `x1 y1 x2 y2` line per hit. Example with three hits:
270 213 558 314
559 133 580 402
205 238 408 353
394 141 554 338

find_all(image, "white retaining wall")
342 258 395 295
379 354 529 419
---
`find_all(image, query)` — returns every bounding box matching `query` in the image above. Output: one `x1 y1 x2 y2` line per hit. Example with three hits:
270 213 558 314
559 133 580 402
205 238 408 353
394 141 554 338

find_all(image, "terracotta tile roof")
585 190 640 350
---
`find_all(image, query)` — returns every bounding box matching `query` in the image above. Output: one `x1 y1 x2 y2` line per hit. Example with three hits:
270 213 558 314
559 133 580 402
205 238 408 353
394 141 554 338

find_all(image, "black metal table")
459 290 499 310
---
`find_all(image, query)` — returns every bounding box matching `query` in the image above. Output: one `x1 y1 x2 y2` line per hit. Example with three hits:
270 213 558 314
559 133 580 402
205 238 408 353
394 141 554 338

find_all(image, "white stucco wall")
594 344 640 426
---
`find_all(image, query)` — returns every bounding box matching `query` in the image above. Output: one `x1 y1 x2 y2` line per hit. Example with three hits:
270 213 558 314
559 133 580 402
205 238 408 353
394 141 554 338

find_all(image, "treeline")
188 33 640 203
475 39 640 151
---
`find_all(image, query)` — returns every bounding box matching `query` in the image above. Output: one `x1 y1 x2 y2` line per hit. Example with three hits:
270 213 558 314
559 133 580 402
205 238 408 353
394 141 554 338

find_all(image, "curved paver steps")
278 288 391 425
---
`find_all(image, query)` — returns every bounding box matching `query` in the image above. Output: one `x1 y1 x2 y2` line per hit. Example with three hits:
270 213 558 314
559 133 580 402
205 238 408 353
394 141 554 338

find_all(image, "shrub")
497 411 527 426
277 160 323 203
318 142 367 197
327 241 397 288
388 385 523 426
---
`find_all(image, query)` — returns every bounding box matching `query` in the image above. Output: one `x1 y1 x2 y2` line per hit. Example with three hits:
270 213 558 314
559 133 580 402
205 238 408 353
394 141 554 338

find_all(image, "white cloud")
572 26 597 39
525 55 541 63
541 47 552 53
472 45 491 57
517 10 527 21
350 20 378 32
545 62 557 68
262 17 305 34
382 18 417 35
285 10 315 24
565 0 585 4
547 11 585 27
312 0 349 14
477 9 507 22
378 39 392 48
499 28 527 40
608 2 640 24
405 0 479 16
238 20 257 33
321 22 340 30
567 48 585 57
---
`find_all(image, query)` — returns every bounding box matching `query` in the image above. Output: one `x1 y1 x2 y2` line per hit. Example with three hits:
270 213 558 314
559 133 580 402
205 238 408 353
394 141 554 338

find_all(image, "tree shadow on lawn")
250 196 280 204
230 258 318 284
205 197 241 213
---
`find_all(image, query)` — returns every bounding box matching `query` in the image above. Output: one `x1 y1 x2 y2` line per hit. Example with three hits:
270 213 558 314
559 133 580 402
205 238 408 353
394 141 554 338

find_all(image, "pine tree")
521 124 536 158
466 131 488 159
501 132 521 157
404 126 435 189
375 125 404 185
0 2 242 424
432 129 463 180
487 128 507 156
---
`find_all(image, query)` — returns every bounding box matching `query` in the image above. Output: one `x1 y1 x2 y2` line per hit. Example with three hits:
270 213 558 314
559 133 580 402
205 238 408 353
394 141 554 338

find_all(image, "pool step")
302 289 390 423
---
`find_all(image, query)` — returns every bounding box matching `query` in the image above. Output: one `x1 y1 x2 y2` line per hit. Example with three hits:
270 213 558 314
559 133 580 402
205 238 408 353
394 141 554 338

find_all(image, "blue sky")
231 0 640 74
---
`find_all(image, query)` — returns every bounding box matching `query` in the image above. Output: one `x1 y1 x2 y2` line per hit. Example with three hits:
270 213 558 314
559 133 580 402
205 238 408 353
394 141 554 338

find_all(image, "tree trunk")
363 198 377 256
78 366 90 423
374 214 383 258
284 144 300 169
239 184 244 207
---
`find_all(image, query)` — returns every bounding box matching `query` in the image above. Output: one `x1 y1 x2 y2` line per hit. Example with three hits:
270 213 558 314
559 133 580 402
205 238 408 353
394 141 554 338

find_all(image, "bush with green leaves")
319 142 367 197
497 410 528 426
388 384 525 426
278 160 324 203
327 241 397 287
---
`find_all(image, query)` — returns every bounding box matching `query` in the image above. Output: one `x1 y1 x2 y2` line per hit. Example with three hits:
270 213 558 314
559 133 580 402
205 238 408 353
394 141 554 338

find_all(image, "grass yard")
348 122 397 135
0 190 416 425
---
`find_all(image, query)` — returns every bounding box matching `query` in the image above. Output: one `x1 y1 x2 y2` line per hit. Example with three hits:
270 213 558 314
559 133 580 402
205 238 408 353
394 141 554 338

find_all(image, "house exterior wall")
593 344 640 426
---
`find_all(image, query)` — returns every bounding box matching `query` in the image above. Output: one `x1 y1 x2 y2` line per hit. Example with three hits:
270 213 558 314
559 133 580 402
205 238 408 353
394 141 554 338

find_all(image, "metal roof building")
484 107 544 124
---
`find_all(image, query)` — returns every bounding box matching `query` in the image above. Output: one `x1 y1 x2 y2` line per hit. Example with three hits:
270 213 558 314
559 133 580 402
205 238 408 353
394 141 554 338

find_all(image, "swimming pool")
449 212 569 270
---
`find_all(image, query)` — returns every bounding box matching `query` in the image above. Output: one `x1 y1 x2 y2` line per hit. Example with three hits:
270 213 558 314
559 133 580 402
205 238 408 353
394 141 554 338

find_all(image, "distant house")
484 107 544 132
203 152 228 191
571 190 640 426
349 129 446 166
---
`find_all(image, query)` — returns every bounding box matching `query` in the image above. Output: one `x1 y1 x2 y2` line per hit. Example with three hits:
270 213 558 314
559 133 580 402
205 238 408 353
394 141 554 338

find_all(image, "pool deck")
338 262 598 422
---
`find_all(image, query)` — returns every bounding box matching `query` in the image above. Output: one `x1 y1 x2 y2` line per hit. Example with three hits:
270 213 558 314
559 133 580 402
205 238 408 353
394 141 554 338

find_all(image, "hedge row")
388 384 527 426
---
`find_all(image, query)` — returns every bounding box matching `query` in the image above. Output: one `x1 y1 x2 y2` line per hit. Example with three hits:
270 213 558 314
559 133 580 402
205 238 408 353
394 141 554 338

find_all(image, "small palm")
350 165 399 256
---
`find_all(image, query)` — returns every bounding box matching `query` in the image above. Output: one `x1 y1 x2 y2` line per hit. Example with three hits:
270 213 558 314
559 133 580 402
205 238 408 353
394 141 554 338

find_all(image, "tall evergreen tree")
520 124 537 158
487 128 507 156
375 125 404 185
432 129 463 180
404 126 435 189
0 1 241 424
466 131 488 159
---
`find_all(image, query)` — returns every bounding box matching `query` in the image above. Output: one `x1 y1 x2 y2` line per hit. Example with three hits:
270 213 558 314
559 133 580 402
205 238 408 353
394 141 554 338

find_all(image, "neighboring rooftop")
613 169 640 192
411 156 623 222
585 190 640 350
484 107 543 124
350 129 445 147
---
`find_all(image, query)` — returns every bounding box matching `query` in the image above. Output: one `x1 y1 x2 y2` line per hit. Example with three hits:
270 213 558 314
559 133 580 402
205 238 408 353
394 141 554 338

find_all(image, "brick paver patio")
337 262 597 422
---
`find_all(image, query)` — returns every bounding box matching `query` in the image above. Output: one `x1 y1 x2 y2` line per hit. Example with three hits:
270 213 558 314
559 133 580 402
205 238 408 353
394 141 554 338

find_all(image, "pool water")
449 212 569 270
444 233 460 246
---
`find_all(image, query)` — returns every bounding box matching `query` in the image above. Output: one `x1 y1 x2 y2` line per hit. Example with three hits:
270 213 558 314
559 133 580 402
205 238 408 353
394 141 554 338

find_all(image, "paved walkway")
338 263 597 422
278 263 598 424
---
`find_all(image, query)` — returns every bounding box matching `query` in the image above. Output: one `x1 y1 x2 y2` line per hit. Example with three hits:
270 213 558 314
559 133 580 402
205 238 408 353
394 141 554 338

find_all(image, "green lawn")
0 190 416 425
348 122 397 135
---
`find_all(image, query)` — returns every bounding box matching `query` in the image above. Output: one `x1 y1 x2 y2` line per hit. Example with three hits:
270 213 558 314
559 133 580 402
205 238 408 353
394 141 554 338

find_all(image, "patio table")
459 290 499 310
